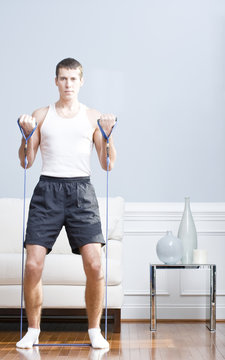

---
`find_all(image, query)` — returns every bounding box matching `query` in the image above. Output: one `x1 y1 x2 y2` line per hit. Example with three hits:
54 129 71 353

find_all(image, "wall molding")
124 290 225 297
124 202 225 235
124 230 225 237
125 202 225 217
125 290 169 296
180 290 225 296
122 304 225 320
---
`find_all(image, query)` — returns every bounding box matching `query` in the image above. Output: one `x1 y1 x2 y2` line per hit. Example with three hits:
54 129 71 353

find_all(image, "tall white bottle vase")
178 197 197 264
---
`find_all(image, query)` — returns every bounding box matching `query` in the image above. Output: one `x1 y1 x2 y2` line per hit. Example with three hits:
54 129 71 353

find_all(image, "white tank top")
40 103 94 177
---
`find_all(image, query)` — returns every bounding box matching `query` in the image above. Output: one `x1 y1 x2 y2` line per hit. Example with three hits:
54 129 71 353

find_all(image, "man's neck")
55 98 81 118
56 98 80 111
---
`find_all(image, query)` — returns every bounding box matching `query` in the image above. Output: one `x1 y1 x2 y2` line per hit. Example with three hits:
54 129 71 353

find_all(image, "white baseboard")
122 304 225 320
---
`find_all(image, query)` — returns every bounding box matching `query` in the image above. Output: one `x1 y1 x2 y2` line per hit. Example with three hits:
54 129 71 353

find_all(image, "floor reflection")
16 346 110 360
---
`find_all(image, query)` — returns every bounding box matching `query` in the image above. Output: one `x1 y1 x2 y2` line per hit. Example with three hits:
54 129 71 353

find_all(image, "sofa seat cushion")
43 254 122 285
0 284 123 308
0 253 122 286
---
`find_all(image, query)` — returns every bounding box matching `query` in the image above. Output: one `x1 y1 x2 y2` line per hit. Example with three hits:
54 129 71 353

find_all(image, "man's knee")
25 258 44 279
84 259 103 281
25 245 46 278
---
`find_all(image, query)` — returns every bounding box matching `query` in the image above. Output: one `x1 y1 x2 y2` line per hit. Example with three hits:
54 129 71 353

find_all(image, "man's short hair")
56 58 83 79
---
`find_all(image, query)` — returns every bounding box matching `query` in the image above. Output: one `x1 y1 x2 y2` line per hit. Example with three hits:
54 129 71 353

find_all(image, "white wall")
0 0 225 201
122 201 225 320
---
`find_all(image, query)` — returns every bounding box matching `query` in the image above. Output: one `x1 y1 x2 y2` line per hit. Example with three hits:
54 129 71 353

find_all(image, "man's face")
55 67 83 100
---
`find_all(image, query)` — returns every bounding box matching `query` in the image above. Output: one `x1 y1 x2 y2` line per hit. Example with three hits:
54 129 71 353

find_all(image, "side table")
150 264 216 332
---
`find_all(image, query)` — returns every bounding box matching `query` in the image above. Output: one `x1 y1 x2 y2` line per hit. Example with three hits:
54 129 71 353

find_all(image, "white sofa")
0 196 124 332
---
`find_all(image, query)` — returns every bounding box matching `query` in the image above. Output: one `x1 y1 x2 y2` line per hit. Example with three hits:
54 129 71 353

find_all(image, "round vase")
156 231 183 265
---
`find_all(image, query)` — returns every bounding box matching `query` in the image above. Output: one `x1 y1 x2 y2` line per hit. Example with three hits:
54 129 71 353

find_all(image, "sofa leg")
113 309 121 333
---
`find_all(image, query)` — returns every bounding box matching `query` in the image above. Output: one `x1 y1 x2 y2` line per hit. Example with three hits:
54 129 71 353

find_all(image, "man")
16 58 116 350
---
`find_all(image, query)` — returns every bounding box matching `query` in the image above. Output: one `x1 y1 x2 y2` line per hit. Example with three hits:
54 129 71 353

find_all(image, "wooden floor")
0 321 225 359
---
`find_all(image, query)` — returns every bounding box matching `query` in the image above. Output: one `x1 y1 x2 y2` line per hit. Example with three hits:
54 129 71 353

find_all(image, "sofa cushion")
0 198 29 254
0 252 122 286
43 254 122 286
0 284 123 308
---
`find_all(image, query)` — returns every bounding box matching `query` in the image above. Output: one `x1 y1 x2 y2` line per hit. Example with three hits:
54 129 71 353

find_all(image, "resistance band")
17 117 116 347
97 118 117 340
34 343 90 347
17 119 37 340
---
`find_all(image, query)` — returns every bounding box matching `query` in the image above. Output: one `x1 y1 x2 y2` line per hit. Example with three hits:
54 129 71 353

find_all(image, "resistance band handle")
97 118 117 143
17 118 37 168
17 118 37 142
97 118 117 168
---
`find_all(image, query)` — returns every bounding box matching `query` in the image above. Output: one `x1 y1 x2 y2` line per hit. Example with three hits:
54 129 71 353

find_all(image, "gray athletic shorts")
25 175 105 254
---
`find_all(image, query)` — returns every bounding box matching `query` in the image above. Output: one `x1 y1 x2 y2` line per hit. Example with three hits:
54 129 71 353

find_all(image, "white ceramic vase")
178 197 197 264
156 231 183 264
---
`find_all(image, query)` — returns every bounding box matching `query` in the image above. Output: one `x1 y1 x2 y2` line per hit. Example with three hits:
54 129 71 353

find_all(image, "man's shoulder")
85 105 101 118
32 106 49 124
84 105 101 128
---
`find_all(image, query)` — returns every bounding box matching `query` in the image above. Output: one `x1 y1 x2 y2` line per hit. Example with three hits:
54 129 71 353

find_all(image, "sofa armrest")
98 197 125 241
102 240 122 260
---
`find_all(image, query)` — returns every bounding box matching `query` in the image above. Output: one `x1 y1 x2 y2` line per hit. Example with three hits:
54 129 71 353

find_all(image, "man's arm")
18 107 48 169
92 112 117 171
